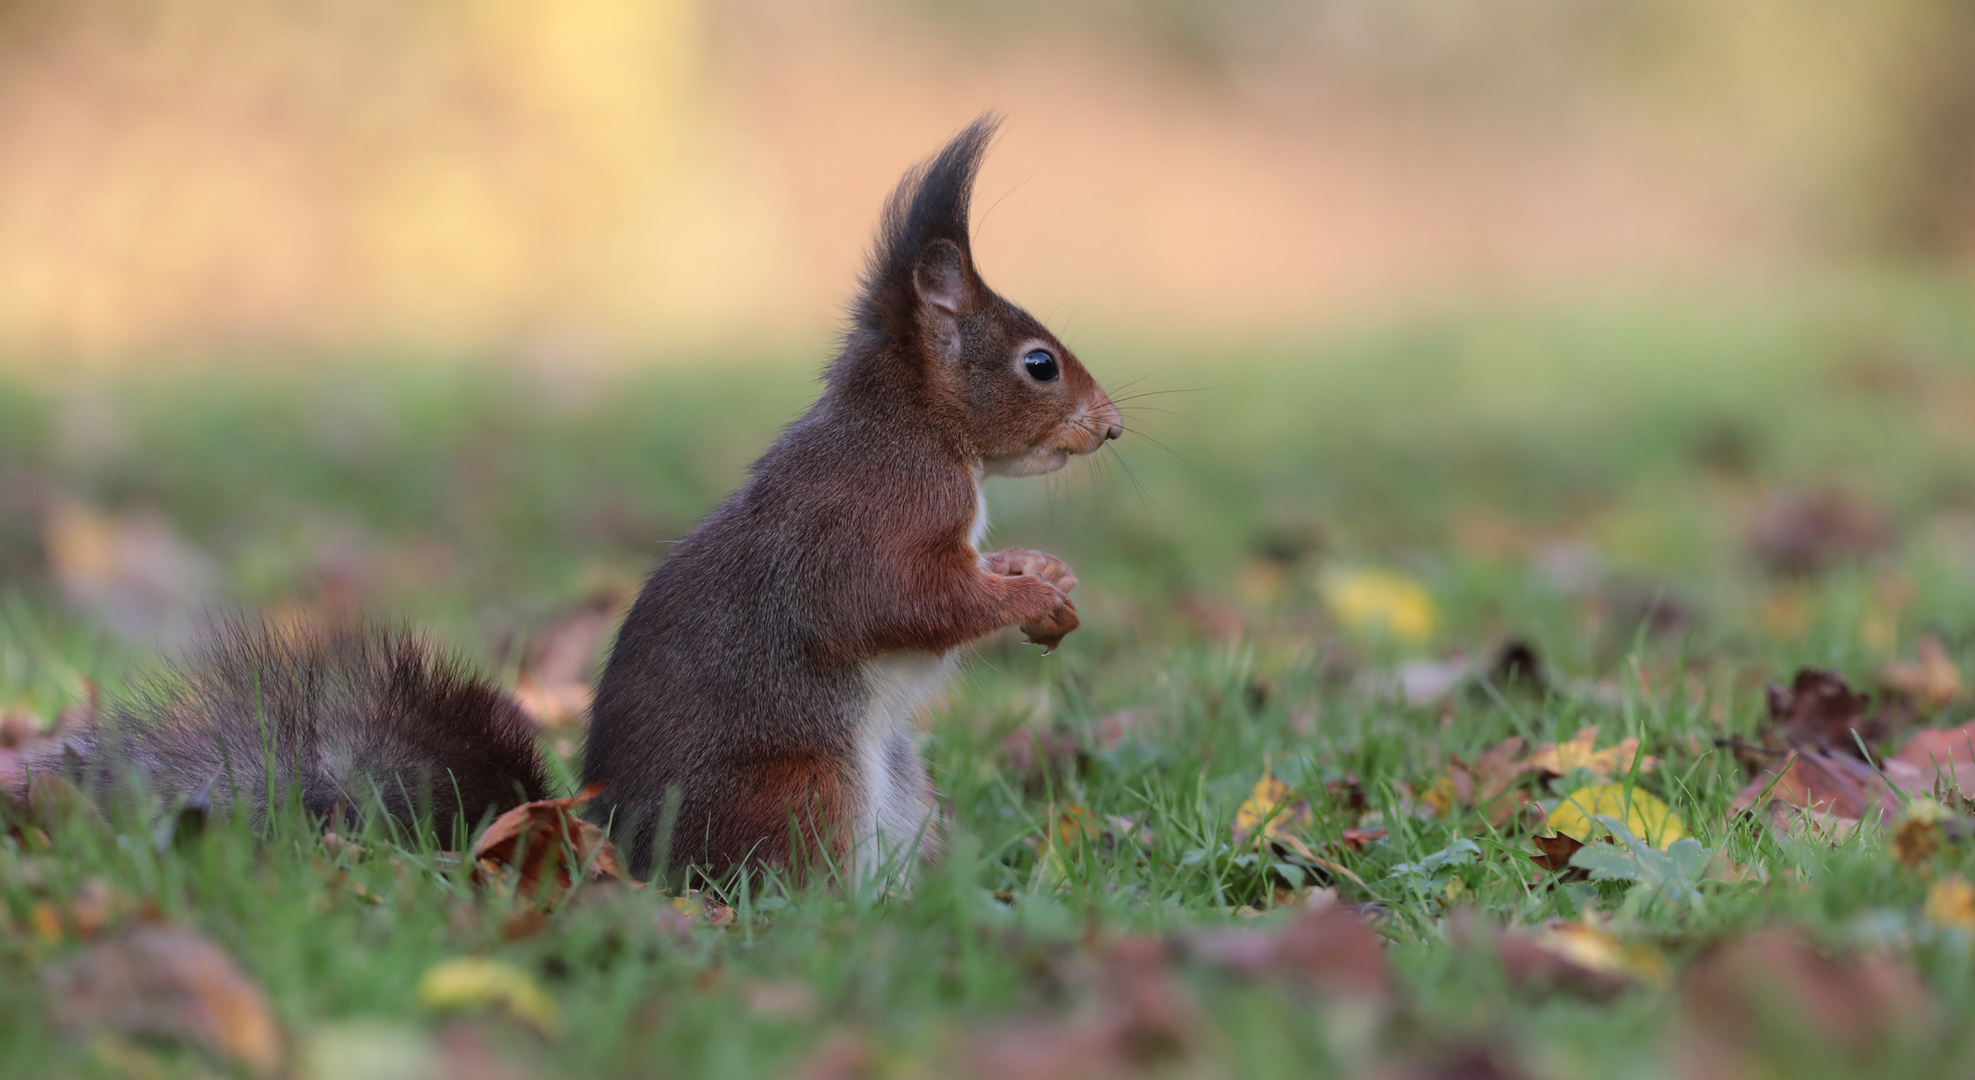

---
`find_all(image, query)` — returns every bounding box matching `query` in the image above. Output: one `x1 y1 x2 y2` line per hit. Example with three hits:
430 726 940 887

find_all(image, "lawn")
8 281 1975 1078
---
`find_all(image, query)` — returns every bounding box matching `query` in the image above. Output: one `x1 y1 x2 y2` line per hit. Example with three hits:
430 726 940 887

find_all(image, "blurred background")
4 0 1975 710
2 0 1971 362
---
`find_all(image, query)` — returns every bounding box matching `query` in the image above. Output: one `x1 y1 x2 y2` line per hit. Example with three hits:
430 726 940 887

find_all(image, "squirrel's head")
844 115 1122 477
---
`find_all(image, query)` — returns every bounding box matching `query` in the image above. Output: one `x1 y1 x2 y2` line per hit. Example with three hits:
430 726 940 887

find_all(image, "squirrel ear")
854 114 1000 347
914 239 967 312
912 239 968 357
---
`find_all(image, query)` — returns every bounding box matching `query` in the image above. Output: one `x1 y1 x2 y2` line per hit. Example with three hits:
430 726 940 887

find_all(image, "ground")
7 281 1975 1078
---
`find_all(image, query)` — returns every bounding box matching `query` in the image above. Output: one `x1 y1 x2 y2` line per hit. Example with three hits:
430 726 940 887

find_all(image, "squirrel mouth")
985 446 1073 478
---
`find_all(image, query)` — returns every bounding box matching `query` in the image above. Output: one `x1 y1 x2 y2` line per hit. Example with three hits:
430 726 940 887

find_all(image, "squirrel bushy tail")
21 619 550 838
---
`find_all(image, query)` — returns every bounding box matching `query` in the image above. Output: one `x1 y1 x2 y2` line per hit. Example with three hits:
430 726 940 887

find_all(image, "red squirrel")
16 116 1121 881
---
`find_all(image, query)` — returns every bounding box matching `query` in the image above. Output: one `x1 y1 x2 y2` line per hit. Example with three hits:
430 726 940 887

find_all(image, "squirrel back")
18 619 549 839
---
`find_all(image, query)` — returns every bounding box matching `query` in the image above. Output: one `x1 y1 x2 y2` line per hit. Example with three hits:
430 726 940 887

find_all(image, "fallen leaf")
793 1030 873 1080
1528 833 1588 880
1891 800 1949 869
418 957 557 1035
1548 784 1685 847
1926 876 1975 930
46 923 282 1074
667 891 736 929
1518 727 1657 781
1748 488 1891 576
745 980 820 1021
0 704 41 747
1338 827 1386 852
1476 917 1660 1000
1764 668 1902 758
1319 567 1439 644
1182 903 1393 1004
470 784 628 906
1893 719 1975 796
1730 748 1920 824
43 498 218 647
1880 636 1962 712
1232 763 1313 847
1679 930 1929 1072
510 591 623 728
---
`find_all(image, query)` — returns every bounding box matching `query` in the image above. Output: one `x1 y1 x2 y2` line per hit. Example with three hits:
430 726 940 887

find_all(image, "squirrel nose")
1104 422 1123 441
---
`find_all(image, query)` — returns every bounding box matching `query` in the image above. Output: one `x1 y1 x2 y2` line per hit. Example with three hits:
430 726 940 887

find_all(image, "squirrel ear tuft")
855 114 1001 342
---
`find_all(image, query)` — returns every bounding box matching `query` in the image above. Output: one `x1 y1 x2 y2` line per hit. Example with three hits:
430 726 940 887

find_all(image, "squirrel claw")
1025 633 1066 654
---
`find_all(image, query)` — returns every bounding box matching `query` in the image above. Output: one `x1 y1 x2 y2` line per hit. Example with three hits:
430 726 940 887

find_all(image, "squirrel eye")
1022 349 1060 383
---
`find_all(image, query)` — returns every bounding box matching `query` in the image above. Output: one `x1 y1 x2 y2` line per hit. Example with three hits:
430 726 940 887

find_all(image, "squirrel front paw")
986 547 1078 595
1004 574 1079 653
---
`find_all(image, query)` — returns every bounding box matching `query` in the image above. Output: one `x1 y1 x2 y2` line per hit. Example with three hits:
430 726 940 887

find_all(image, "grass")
9 281 1975 1076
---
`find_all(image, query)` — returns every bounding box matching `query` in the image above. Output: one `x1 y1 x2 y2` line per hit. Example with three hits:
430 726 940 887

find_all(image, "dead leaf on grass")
1518 726 1656 781
470 783 629 905
46 922 282 1075
1233 763 1312 847
1748 488 1891 577
510 591 624 729
1230 764 1368 888
1730 748 1918 825
1548 784 1686 847
1528 832 1589 881
1879 636 1962 712
1679 930 1929 1073
1183 903 1393 1004
1476 917 1665 1000
1764 668 1901 757
1926 876 1975 930
1891 800 1950 869
418 957 558 1036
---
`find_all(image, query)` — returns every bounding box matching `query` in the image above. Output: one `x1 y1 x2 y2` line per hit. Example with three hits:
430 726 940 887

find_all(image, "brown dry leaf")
967 937 1201 1080
1893 719 1975 797
1518 726 1657 781
1764 668 1904 758
510 591 624 728
1880 636 1962 712
793 1030 873 1080
1338 827 1386 852
1730 747 1920 824
1528 833 1588 881
1182 903 1393 1004
1679 930 1929 1074
46 922 282 1075
0 703 41 747
1484 918 1664 1000
1748 488 1891 576
470 783 629 906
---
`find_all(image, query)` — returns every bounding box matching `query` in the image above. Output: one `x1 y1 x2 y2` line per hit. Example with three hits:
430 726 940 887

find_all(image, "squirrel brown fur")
13 116 1121 880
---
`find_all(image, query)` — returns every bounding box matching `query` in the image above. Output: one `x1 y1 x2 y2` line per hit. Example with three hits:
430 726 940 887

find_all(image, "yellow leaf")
1893 800 1948 870
1927 876 1975 930
1531 922 1668 987
417 957 557 1035
1521 727 1657 780
1319 568 1438 644
1547 784 1685 848
1233 765 1312 846
1421 775 1457 818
